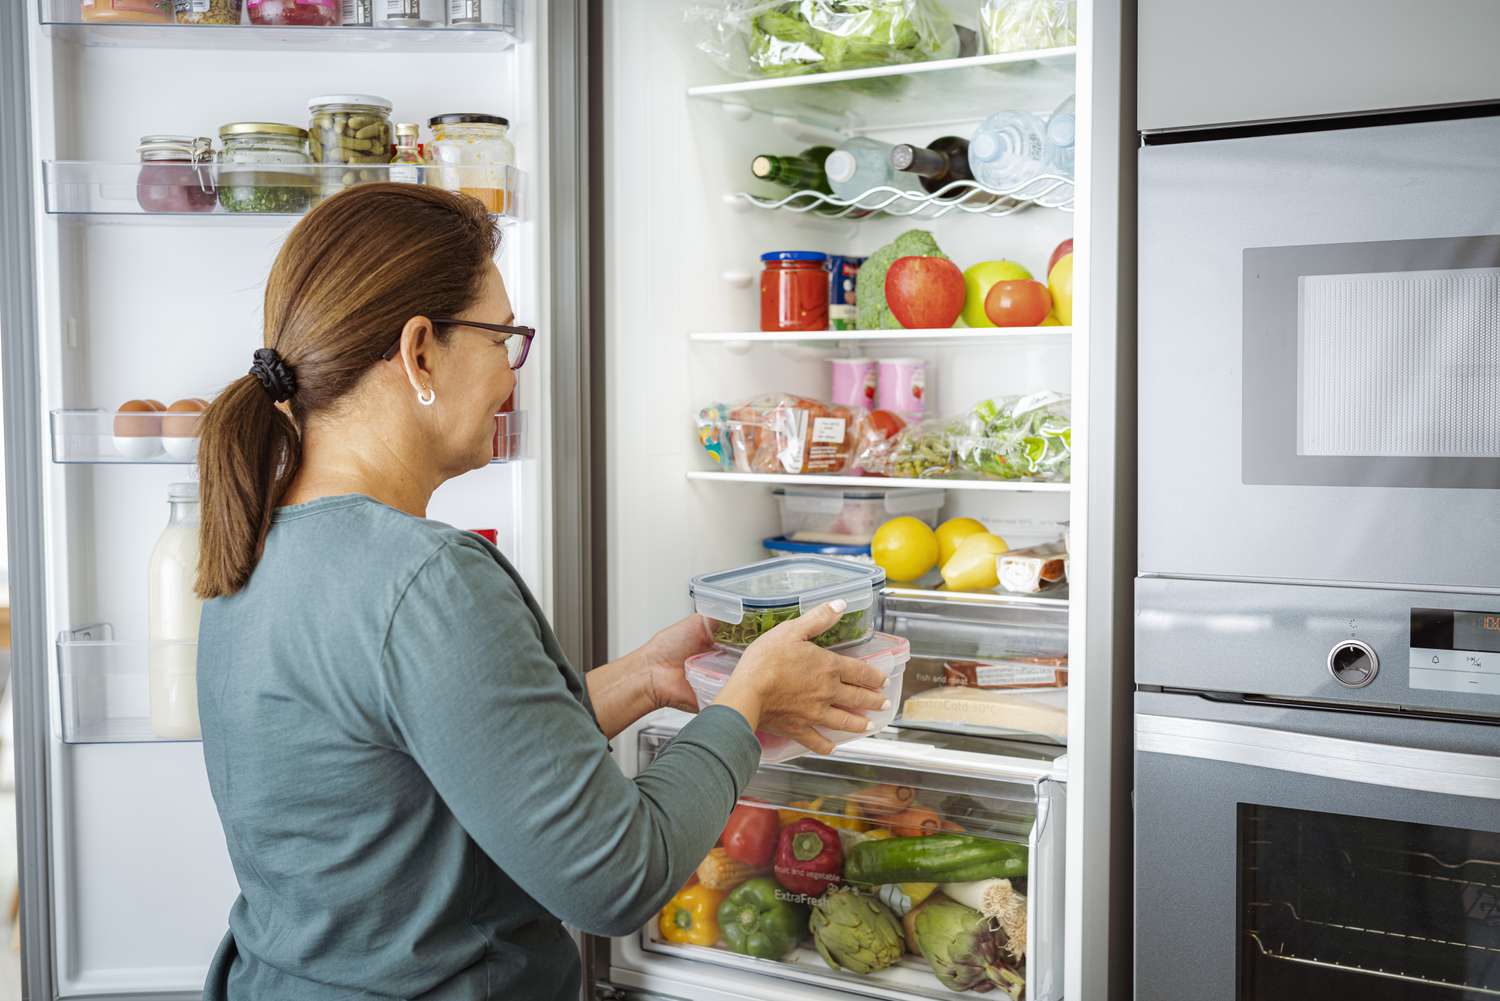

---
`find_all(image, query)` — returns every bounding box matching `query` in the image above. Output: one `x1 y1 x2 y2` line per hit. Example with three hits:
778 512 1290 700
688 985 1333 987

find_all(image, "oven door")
1139 111 1500 590
1136 693 1500 1001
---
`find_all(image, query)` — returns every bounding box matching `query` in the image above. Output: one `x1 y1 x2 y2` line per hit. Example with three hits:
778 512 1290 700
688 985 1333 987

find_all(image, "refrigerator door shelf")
617 722 1065 1001
57 624 201 744
49 408 527 465
42 160 522 223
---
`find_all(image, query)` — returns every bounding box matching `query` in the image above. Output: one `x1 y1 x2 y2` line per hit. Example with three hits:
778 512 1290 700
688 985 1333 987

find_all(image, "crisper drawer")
883 588 1069 744
621 725 1065 1001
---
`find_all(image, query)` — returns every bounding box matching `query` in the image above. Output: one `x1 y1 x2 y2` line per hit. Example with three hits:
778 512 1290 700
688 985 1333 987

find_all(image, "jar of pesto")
216 122 315 215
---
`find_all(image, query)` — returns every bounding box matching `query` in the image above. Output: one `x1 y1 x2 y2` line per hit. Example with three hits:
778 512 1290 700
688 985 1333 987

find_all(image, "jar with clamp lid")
135 135 216 214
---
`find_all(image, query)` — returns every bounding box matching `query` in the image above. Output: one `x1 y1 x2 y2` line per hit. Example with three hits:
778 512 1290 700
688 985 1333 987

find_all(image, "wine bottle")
890 136 997 203
749 146 834 195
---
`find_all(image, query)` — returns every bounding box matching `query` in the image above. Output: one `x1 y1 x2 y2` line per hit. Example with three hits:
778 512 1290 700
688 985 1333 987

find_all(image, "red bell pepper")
773 818 843 897
721 799 779 868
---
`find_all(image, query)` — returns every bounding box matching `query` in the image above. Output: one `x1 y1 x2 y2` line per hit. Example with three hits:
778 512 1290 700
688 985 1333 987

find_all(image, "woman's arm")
586 615 715 739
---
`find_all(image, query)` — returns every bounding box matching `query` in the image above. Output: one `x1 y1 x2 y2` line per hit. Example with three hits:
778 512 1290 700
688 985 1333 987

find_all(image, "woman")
193 183 888 1001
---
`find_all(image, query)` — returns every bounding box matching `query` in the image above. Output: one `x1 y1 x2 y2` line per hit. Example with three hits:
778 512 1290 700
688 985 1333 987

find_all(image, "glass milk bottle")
148 482 203 739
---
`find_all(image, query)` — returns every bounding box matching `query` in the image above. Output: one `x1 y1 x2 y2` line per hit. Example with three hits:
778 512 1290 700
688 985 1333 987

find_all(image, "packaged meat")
997 541 1068 594
695 394 864 475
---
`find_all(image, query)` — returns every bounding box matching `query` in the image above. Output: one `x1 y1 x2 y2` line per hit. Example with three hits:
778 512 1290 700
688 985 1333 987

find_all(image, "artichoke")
913 897 1027 996
809 888 905 975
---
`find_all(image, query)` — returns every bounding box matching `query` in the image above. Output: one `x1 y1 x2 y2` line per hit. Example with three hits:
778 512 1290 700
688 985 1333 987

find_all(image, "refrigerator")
0 1 1135 998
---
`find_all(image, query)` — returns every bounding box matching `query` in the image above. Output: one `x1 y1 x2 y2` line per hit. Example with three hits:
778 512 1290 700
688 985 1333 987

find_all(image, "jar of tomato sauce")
760 251 829 332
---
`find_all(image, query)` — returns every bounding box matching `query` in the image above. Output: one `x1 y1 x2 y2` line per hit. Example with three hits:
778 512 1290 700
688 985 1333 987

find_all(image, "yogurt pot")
690 555 885 653
684 632 910 763
876 357 926 420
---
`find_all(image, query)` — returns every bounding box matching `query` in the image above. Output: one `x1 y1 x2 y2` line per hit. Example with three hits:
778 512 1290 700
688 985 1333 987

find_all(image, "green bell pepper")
717 876 808 960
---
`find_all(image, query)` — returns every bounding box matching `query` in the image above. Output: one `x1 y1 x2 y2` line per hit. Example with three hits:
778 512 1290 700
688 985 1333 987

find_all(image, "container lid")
219 122 309 140
308 94 393 112
824 149 855 184
428 113 510 128
136 135 212 163
395 122 421 137
761 251 828 263
762 536 872 557
690 555 884 624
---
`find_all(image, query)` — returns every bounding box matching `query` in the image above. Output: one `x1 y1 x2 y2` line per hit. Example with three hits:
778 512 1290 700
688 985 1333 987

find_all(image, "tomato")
984 279 1052 327
866 409 906 440
721 799 779 868
1047 238 1073 277
885 256 966 329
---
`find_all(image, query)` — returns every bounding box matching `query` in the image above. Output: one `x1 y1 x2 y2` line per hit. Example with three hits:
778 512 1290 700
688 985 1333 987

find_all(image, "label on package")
828 255 865 331
389 165 421 184
182 0 210 11
974 662 1065 687
811 417 847 444
385 0 420 16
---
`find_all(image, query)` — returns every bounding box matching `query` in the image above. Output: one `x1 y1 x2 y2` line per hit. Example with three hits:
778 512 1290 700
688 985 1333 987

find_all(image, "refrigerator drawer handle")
1136 714 1500 800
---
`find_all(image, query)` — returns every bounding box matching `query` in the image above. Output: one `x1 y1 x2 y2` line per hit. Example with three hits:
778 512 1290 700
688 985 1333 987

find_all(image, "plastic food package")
773 485 942 545
690 555 886 652
979 0 1076 54
856 391 1071 482
696 394 866 475
997 541 1067 593
687 0 961 80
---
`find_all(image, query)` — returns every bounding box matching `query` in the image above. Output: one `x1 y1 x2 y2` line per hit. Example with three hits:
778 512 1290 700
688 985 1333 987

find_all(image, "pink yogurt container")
876 358 926 420
829 357 878 410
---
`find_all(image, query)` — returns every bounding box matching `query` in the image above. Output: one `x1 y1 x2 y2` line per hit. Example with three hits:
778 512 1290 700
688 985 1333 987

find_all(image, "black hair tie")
249 347 297 403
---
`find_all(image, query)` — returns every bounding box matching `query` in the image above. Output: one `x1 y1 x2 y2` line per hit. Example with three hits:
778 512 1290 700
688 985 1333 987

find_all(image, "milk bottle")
148 482 203 739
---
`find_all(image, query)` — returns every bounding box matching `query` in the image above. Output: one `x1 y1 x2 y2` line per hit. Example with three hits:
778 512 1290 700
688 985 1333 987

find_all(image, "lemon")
935 516 988 566
940 532 1010 591
871 516 940 582
1048 253 1074 326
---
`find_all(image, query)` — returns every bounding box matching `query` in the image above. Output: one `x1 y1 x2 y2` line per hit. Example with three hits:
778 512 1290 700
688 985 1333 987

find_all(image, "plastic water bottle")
824 137 923 209
967 111 1048 192
1044 95 1076 179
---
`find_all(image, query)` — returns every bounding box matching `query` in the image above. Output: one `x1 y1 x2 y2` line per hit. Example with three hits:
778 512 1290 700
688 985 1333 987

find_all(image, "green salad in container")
691 556 885 651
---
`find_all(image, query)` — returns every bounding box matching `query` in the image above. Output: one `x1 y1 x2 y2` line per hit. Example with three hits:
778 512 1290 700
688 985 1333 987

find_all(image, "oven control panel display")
1411 607 1500 694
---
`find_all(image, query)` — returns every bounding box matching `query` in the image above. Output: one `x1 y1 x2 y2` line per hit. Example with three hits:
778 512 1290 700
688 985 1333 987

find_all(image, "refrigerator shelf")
39 2 518 51
687 471 1069 493
41 160 522 221
49 409 527 465
690 327 1073 346
730 175 1074 217
57 625 200 744
687 48 1077 132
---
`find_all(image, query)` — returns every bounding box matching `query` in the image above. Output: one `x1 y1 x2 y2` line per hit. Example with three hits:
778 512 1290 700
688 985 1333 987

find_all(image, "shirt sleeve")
379 538 762 937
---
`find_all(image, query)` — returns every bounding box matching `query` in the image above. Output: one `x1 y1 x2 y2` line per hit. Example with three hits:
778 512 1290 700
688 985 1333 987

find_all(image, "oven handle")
1137 714 1500 800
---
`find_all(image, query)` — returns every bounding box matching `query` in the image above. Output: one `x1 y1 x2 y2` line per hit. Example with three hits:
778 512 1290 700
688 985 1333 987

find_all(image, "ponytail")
194 183 499 598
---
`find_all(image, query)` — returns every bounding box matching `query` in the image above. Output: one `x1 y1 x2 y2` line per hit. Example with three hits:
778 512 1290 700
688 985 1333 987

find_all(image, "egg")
161 398 208 461
112 400 164 459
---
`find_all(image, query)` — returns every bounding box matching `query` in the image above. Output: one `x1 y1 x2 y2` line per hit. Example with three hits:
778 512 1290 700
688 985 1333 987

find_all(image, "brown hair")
195 183 499 598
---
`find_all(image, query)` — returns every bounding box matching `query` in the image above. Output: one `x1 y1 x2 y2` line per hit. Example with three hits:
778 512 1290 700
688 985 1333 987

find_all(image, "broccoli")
855 229 948 329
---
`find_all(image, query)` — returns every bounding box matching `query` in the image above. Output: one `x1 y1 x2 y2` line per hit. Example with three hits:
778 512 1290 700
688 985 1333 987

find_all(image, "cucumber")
844 834 1027 885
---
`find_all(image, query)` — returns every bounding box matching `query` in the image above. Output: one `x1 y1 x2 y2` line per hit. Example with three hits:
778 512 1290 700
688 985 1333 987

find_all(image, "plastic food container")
427 114 515 215
217 123 314 215
246 0 338 24
307 95 393 197
773 485 943 545
762 536 872 565
690 555 885 652
684 632 910 763
135 135 216 214
760 251 829 332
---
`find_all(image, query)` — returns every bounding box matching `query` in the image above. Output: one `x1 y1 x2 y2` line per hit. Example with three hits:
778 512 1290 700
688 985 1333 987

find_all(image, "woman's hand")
637 614 715 714
714 601 889 755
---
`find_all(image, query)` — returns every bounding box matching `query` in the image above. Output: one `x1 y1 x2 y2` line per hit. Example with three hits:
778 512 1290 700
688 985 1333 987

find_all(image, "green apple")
962 260 1033 327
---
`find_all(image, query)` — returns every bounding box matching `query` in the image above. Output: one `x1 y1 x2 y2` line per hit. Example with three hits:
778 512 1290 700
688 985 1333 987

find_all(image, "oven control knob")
1327 640 1379 688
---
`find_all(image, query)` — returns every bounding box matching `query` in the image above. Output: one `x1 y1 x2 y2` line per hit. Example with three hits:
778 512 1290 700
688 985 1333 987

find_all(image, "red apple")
1048 238 1074 277
885 256 966 329
984 279 1052 326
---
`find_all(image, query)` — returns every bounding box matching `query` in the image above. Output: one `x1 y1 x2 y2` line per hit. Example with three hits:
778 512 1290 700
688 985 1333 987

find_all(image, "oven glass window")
1298 267 1500 458
1240 804 1500 999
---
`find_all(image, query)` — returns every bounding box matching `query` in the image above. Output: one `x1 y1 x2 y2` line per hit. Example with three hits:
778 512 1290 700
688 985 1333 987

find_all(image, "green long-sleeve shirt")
197 494 761 1000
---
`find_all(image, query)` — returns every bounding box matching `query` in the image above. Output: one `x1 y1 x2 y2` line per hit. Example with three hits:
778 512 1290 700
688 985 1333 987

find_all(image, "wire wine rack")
734 174 1074 219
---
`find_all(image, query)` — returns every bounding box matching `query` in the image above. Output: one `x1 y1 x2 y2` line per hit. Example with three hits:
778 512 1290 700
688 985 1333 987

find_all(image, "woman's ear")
393 316 436 395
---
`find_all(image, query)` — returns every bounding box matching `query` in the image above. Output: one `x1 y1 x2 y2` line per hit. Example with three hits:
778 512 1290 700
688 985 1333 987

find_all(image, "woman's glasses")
380 318 537 371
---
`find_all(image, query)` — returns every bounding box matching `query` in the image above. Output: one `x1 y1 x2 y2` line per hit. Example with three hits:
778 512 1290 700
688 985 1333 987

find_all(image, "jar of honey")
760 251 829 332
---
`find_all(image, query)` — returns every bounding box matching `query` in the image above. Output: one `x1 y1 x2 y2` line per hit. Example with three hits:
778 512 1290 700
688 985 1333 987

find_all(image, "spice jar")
172 0 243 23
760 252 830 332
135 135 216 214
81 0 172 22
217 123 315 214
308 94 393 198
426 113 514 215
245 0 338 24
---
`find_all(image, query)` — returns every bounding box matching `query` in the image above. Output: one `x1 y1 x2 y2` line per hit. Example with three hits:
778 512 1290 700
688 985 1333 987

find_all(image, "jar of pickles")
135 135 216 214
426 114 514 215
308 95 393 198
217 123 315 215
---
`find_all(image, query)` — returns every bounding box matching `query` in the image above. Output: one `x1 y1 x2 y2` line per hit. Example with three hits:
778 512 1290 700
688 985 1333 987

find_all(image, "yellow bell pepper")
658 882 725 947
777 796 869 832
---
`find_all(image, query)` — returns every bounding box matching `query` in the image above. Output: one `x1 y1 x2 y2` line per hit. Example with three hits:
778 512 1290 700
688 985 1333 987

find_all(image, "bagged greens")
979 0 1076 54
856 392 1071 482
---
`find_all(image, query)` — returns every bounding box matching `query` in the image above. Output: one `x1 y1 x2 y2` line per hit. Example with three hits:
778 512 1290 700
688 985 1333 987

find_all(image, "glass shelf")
57 624 199 744
731 175 1073 217
50 408 527 464
42 160 521 221
687 471 1069 493
688 48 1076 132
690 327 1073 346
39 1 519 51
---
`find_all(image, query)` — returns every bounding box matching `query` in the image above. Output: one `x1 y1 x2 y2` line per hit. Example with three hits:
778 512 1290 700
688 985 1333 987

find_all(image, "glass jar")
245 0 338 24
760 251 830 332
426 114 514 215
373 0 442 27
135 135 216 214
217 122 315 214
172 0 243 23
148 482 203 740
81 0 172 22
308 94 393 197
